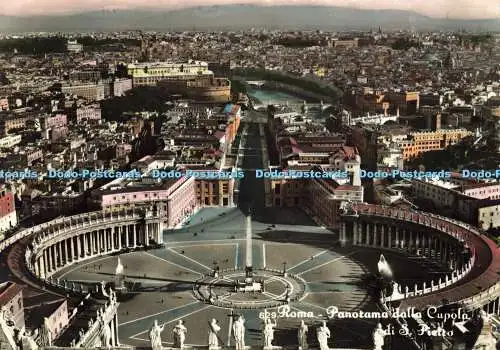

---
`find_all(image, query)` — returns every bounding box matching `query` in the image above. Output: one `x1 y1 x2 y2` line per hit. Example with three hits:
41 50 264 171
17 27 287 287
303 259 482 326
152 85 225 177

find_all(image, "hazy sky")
3 0 499 19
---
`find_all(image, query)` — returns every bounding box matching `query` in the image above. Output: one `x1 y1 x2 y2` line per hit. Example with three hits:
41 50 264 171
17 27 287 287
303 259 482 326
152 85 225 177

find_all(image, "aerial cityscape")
0 2 499 350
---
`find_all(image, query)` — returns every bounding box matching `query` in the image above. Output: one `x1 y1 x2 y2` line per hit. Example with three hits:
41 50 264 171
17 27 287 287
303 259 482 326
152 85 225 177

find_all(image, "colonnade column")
56 242 62 267
109 228 113 251
87 232 92 256
105 229 109 252
388 226 393 248
51 246 56 271
101 229 105 252
64 240 69 264
365 223 370 245
449 244 456 269
90 231 95 255
395 228 400 249
427 235 432 257
79 234 84 257
71 237 76 261
437 239 442 261
99 229 103 253
47 246 52 271
43 250 49 274
83 233 88 257
409 230 414 252
69 237 74 262
34 258 40 276
77 234 82 259
40 254 46 278
118 227 122 250
96 230 99 253
378 225 382 247
113 228 117 251
36 256 41 278
145 223 150 246
110 228 114 251
158 222 163 243
102 229 106 252
443 242 449 264
95 230 100 253
109 228 112 251
377 224 382 247
353 222 358 245
50 247 55 272
44 247 52 273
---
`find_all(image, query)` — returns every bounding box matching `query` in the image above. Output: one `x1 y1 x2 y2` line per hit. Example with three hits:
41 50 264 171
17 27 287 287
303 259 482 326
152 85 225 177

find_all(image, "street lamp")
282 261 288 277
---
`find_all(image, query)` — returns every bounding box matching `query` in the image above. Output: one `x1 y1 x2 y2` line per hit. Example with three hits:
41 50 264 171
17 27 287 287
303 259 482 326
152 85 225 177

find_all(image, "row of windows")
415 140 441 145
403 145 440 152
274 182 303 194
204 197 229 205
110 184 194 202
466 187 500 196
196 187 230 193
112 193 159 200
481 211 499 217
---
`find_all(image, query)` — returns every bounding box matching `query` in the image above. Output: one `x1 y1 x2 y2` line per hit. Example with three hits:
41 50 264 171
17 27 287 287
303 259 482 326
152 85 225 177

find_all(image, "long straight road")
237 119 267 215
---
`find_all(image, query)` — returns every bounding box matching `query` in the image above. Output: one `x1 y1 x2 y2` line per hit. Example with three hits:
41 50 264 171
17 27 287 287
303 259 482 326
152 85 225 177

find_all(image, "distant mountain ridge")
0 5 499 33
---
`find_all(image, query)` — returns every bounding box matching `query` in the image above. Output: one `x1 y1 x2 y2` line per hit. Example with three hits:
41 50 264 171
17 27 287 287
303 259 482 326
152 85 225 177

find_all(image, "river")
246 87 303 105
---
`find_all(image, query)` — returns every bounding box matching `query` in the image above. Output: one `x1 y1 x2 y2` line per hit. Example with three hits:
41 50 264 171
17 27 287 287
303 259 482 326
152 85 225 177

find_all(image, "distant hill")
0 5 499 32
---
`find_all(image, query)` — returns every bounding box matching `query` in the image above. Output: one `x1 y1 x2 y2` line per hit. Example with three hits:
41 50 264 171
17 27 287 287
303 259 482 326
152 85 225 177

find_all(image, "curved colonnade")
0 202 498 347
0 207 165 299
0 208 164 348
24 208 164 281
4 203 498 314
340 203 500 314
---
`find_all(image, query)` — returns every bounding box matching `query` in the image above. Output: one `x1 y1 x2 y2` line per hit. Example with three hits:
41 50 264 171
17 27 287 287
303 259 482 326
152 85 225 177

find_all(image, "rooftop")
127 61 209 68
0 282 24 305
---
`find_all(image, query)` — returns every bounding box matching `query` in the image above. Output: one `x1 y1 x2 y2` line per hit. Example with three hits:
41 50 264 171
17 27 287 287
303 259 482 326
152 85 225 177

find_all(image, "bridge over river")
252 100 332 112
244 80 334 112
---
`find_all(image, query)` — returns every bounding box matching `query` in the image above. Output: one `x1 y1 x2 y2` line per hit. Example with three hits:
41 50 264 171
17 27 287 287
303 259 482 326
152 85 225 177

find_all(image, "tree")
0 37 66 54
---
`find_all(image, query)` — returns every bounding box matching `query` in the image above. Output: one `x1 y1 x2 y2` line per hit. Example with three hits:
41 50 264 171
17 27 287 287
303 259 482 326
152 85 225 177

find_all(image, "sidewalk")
174 207 235 229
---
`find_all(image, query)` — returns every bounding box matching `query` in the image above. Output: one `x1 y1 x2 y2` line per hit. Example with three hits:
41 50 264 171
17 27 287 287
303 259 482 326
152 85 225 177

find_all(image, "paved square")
54 228 435 348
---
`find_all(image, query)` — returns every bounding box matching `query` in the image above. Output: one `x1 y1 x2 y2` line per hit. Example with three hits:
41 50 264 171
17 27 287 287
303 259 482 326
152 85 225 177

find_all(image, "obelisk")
245 213 253 283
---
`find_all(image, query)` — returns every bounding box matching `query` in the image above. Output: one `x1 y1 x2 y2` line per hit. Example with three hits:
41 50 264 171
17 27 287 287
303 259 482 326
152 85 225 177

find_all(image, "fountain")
114 257 126 292
377 254 393 280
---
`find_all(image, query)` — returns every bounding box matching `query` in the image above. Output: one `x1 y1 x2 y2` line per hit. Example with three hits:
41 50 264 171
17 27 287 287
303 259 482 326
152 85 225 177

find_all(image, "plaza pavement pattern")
53 209 441 349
